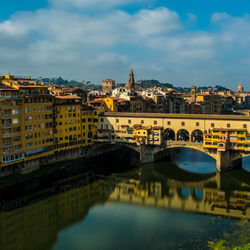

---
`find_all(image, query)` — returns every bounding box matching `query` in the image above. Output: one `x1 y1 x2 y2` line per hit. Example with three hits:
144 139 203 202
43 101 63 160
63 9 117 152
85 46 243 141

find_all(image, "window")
25 134 33 139
12 109 20 115
13 127 20 132
128 120 131 124
167 121 171 126
12 118 20 124
243 124 247 129
196 122 199 126
141 120 144 124
116 119 119 123
13 136 20 142
227 123 230 128
181 122 185 126
211 123 215 128
154 121 157 125
101 118 104 122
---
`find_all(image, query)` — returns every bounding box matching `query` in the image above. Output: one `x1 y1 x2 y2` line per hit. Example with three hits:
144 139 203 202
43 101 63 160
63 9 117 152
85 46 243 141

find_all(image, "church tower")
191 86 197 103
125 68 135 90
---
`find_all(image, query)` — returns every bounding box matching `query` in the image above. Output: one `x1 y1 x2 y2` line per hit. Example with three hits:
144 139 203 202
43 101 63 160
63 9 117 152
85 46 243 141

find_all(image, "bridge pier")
216 151 242 172
139 145 163 164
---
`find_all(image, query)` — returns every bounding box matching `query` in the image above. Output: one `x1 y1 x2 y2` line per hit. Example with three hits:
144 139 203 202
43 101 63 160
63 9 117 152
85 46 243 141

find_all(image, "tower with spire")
125 68 135 90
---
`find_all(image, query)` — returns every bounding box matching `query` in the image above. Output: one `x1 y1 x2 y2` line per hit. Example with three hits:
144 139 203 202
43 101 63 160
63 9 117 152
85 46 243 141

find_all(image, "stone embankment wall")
0 144 140 178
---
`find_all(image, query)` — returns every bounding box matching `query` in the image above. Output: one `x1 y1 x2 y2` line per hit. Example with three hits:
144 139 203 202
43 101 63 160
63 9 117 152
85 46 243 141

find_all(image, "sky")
1 0 250 89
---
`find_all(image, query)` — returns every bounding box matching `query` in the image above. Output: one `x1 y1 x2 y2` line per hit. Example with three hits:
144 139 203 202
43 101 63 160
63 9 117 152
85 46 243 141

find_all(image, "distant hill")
135 79 173 89
40 77 231 92
42 76 101 91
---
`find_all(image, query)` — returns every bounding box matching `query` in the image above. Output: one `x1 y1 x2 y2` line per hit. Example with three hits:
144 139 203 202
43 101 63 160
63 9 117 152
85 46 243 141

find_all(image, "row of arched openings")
163 129 203 142
164 187 204 201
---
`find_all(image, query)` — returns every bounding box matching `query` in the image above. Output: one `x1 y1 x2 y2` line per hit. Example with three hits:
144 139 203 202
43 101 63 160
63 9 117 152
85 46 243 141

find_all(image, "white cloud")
211 12 231 23
1 3 250 88
134 8 182 36
49 0 143 9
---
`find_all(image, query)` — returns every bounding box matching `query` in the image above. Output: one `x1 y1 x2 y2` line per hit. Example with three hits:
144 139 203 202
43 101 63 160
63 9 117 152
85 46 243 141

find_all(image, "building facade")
0 75 99 171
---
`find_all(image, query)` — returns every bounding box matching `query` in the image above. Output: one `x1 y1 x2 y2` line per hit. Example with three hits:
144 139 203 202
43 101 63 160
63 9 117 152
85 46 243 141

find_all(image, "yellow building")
54 95 82 152
129 96 144 113
81 105 99 145
184 87 222 114
203 128 250 152
0 86 23 167
0 74 99 170
0 75 54 167
103 97 119 112
196 94 222 114
133 125 163 145
101 97 130 113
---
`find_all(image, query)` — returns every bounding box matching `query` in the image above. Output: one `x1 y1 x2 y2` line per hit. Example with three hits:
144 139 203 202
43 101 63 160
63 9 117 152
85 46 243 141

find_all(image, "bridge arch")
177 129 190 141
191 188 203 201
177 187 190 200
163 128 175 141
191 129 203 143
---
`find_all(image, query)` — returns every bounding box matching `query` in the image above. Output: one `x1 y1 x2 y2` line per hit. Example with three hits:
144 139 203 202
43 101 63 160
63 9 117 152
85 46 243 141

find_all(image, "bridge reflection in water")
0 164 249 250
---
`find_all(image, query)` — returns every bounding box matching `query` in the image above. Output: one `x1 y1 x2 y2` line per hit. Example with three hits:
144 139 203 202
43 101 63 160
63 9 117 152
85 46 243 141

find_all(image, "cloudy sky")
1 0 250 89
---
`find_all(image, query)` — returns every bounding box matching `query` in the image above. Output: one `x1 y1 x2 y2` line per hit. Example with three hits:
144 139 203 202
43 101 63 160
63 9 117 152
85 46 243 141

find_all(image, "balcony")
3 148 22 155
3 123 12 128
3 142 12 147
2 133 12 138
0 95 20 99
2 114 11 119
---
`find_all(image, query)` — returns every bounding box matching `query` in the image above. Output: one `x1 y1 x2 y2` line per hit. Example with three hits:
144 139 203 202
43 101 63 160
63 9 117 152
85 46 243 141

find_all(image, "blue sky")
1 0 250 89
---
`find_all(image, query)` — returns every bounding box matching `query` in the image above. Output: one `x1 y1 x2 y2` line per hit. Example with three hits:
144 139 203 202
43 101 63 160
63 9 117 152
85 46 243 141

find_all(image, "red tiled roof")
89 99 103 103
55 95 81 99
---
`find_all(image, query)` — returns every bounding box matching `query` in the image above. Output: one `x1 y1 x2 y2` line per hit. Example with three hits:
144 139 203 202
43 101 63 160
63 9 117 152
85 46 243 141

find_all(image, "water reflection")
242 155 250 171
0 160 249 250
167 148 216 173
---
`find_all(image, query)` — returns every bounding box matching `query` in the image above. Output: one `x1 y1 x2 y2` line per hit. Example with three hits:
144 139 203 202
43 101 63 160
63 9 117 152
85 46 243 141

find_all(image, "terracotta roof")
117 98 129 103
104 97 119 100
52 89 64 93
19 85 48 88
102 112 250 121
55 95 81 99
89 99 103 103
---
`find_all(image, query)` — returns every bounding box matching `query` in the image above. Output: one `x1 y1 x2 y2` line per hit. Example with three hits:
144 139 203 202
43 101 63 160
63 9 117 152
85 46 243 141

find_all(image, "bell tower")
125 68 135 89
191 86 197 103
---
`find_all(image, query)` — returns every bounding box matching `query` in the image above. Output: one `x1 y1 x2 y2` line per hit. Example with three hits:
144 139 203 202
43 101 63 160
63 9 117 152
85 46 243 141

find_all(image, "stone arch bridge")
98 112 250 172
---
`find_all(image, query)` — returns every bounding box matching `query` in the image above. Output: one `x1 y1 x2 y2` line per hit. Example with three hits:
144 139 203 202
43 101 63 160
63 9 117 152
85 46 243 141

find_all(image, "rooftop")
102 112 250 121
55 95 81 100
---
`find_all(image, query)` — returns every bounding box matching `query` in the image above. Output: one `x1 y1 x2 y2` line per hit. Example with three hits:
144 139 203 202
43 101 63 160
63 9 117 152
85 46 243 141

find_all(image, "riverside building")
0 75 99 173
